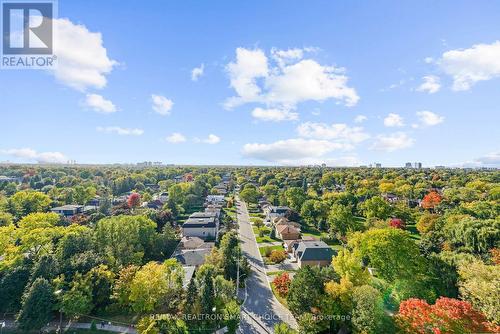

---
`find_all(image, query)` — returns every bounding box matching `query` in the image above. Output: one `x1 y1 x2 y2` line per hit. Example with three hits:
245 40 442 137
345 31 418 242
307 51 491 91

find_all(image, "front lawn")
253 226 280 243
259 244 285 256
301 225 329 239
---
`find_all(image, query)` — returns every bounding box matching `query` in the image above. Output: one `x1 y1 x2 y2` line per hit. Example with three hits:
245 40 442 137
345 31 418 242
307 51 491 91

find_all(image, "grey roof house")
293 240 336 268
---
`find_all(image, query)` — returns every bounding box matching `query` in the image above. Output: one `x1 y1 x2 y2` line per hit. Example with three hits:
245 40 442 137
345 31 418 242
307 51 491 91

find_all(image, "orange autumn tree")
272 272 291 297
396 297 499 334
421 191 442 211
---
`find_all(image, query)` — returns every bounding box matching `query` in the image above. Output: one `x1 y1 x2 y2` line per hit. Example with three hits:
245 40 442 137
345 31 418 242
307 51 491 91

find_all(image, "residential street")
236 197 297 334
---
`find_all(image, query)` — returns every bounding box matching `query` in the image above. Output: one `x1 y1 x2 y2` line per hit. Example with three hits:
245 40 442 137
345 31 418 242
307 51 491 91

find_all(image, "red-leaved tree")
396 297 499 334
272 272 291 298
421 191 442 211
389 218 405 229
127 193 141 209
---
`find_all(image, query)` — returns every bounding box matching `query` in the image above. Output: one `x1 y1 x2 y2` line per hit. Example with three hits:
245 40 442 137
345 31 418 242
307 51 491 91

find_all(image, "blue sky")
1 0 499 167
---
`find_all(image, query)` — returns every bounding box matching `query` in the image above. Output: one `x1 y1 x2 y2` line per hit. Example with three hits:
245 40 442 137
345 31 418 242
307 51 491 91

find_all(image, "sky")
1 0 499 167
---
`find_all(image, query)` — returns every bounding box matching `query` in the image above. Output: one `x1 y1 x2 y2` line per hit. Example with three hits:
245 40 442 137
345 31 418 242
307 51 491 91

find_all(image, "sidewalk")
1 319 137 334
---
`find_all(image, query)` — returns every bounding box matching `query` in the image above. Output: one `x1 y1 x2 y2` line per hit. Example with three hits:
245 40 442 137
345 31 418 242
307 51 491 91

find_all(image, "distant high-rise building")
375 163 382 168
405 162 413 168
414 162 422 169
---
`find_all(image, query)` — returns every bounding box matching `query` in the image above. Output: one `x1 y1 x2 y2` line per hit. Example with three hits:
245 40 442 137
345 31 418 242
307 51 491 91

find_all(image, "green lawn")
253 226 280 243
301 225 329 239
406 223 421 240
250 216 263 223
330 244 344 251
266 270 297 276
259 244 285 256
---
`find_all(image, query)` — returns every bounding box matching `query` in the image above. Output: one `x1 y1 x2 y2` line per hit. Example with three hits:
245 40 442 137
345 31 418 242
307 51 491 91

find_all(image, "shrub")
269 250 287 264
263 247 273 257
389 218 405 229
273 273 291 297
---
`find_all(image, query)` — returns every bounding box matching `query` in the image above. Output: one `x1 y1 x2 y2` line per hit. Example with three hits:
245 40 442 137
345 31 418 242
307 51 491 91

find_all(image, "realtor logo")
1 0 57 69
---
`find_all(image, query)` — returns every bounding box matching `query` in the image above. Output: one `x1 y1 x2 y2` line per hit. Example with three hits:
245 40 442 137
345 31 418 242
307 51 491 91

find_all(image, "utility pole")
235 247 240 296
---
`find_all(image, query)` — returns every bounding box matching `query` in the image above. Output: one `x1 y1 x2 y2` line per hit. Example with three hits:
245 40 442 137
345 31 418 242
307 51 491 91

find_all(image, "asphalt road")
236 197 297 334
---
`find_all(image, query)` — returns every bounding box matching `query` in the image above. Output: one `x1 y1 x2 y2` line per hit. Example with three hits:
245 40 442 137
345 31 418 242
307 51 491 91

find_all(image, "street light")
54 289 63 333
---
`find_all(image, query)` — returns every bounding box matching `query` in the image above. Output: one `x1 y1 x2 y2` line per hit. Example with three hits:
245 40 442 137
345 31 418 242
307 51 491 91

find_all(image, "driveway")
236 197 297 333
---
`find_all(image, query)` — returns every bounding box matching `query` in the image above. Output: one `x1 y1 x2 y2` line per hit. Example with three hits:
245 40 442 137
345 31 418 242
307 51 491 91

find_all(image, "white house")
182 212 219 241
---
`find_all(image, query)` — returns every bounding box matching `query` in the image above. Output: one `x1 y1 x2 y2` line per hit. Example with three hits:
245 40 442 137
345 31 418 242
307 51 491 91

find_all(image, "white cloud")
416 75 441 94
354 115 367 123
84 94 117 113
224 47 359 110
242 138 350 164
166 132 186 143
195 134 221 144
371 132 414 152
457 152 500 168
439 41 500 90
1 148 68 164
296 122 369 144
415 110 444 127
251 107 298 122
191 63 204 81
151 94 173 115
475 152 500 166
384 113 405 127
52 18 117 91
225 48 269 106
97 126 143 136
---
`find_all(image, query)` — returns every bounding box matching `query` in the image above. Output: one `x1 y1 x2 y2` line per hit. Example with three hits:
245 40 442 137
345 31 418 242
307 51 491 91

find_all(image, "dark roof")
183 216 217 228
174 249 211 267
190 211 217 218
269 206 290 214
295 241 335 262
51 205 83 211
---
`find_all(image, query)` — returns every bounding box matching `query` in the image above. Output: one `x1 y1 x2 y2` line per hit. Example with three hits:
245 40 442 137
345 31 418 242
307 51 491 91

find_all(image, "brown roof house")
276 224 301 240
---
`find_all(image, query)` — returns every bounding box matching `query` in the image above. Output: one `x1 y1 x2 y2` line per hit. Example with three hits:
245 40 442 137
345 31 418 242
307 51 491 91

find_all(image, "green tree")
351 285 389 334
17 278 55 331
298 313 322 334
30 253 60 283
239 187 260 204
0 264 31 312
184 277 198 316
274 322 298 334
95 215 157 267
458 260 500 323
112 265 139 309
360 196 392 220
287 266 323 316
129 261 168 313
350 228 424 282
61 273 93 318
200 267 215 317
219 231 239 280
328 203 359 239
9 190 51 217
284 187 307 212
223 300 240 334
0 211 14 226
